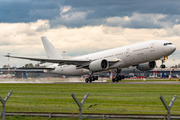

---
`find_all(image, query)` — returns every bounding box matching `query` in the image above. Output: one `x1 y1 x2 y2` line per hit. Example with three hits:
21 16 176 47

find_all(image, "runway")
54 81 180 84
0 78 180 84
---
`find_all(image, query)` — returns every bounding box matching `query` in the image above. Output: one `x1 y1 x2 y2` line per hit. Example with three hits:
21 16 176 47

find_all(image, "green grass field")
2 116 79 120
0 81 180 119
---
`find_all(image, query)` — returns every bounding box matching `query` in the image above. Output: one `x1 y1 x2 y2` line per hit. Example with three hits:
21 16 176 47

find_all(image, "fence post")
0 90 13 120
160 95 177 120
71 93 89 120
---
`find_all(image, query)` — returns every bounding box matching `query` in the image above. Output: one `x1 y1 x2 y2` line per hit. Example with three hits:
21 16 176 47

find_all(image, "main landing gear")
112 69 125 82
85 75 99 83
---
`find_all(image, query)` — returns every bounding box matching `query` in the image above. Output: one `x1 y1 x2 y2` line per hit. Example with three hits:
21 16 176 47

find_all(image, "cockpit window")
164 43 172 46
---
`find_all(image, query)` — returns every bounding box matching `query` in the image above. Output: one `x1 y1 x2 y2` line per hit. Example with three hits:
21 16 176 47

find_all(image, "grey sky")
0 0 180 28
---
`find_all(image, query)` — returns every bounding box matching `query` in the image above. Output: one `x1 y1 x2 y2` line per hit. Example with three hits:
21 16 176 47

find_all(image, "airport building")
121 67 180 78
0 68 61 78
1 67 180 79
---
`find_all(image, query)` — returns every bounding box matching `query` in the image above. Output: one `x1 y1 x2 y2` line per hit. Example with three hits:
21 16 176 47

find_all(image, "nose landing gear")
160 60 166 68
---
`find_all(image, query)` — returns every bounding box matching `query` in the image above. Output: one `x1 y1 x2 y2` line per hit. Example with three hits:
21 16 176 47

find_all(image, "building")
0 67 180 78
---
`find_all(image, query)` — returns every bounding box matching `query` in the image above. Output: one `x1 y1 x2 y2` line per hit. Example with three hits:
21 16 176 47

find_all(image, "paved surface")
54 81 180 84
0 78 180 84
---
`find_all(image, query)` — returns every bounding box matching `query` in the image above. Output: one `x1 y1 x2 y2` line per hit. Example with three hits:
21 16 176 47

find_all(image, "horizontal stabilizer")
18 67 55 70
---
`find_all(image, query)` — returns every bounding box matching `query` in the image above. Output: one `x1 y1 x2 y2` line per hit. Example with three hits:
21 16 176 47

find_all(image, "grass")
1 116 88 120
0 81 180 119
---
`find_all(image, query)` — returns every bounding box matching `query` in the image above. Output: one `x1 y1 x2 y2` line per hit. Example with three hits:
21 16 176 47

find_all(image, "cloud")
0 20 180 67
60 5 71 14
1 0 180 68
0 20 50 46
1 0 180 29
0 0 60 23
105 13 166 28
152 24 180 38
50 11 92 27
172 25 180 36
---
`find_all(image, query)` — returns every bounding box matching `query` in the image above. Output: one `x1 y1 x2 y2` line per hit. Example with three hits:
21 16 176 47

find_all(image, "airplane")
5 36 176 83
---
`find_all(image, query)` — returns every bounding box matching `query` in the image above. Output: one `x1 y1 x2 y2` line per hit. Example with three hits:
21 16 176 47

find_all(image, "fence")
0 93 179 119
0 83 180 119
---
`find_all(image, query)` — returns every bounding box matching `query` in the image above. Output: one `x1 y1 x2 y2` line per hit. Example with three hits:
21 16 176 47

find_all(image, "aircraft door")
150 43 155 56
126 48 132 63
60 66 63 71
126 48 130 57
150 43 155 52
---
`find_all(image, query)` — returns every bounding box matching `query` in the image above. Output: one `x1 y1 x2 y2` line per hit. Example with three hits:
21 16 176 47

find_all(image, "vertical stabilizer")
41 36 63 59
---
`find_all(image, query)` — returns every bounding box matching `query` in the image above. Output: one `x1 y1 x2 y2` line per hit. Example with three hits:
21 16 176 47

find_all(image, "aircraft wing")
4 55 90 65
4 55 120 69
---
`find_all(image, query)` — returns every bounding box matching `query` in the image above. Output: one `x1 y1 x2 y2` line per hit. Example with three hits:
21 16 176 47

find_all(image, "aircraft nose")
164 44 176 55
171 45 176 53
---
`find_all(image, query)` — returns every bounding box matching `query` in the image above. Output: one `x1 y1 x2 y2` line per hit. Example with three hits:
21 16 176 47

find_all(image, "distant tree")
175 64 178 68
25 64 29 68
24 63 34 68
28 63 34 67
35 63 40 67
12 66 16 69
178 63 180 68
3 65 8 68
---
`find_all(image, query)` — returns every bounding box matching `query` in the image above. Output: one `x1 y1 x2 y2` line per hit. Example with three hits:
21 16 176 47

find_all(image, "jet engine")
89 59 109 72
137 61 156 71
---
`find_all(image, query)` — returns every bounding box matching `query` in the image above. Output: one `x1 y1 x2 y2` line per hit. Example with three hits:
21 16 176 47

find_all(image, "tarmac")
0 78 180 84
54 81 180 84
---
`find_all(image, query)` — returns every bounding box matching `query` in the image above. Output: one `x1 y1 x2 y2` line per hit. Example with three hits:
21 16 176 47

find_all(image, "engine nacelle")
89 59 109 72
137 61 156 71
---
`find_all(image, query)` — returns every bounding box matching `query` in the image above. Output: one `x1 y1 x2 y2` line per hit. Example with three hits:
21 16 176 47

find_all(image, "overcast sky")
0 0 180 67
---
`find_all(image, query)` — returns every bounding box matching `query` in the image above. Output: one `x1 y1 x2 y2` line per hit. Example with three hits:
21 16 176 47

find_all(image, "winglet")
41 36 63 59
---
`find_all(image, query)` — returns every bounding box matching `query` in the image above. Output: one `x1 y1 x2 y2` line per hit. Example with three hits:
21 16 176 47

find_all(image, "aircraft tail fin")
41 36 63 59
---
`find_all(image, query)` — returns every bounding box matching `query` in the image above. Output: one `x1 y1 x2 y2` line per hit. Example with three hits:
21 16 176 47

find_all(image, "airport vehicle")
5 36 176 83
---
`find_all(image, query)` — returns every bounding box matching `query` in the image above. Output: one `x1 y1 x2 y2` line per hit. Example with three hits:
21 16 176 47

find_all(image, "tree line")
2 63 41 68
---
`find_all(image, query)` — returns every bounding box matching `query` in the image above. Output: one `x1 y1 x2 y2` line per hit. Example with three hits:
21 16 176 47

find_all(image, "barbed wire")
2 105 180 114
5 96 180 104
0 90 179 97
5 100 178 108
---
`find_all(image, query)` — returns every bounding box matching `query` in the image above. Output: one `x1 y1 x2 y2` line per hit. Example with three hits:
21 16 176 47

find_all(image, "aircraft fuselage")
45 40 176 76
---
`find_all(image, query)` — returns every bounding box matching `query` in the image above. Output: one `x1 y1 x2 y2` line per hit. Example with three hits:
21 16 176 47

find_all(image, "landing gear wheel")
92 76 95 81
89 77 92 81
84 71 99 83
112 78 115 82
121 75 125 79
161 60 166 69
112 69 122 83
160 64 166 68
117 75 122 81
95 76 98 80
84 71 96 83
85 78 89 83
